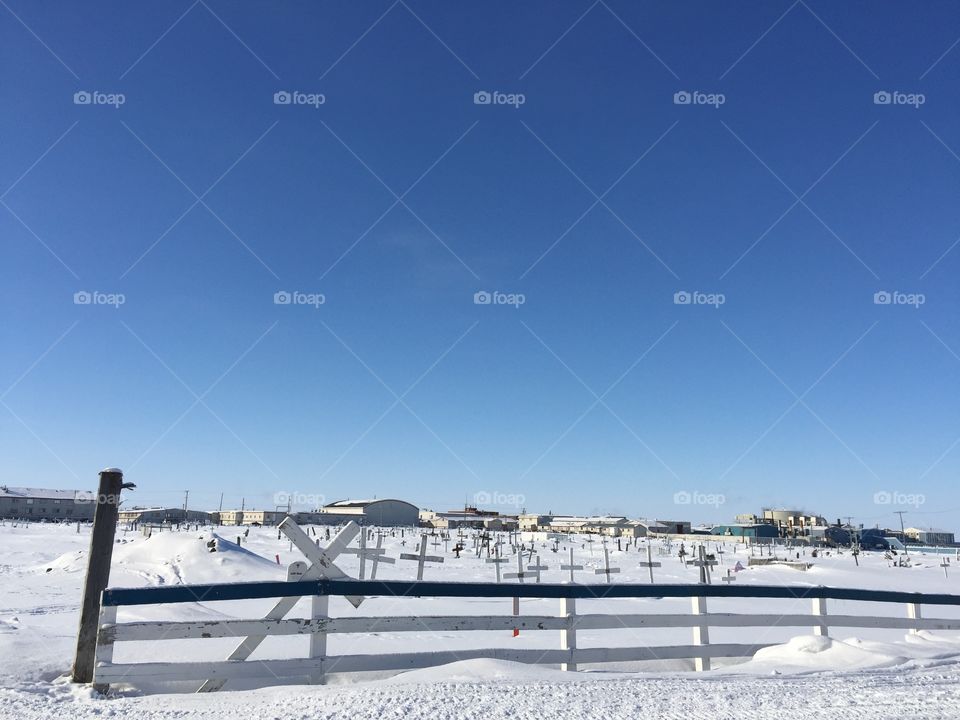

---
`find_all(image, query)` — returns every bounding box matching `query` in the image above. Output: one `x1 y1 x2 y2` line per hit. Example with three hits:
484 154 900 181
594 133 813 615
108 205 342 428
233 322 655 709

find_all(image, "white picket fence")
90 520 960 691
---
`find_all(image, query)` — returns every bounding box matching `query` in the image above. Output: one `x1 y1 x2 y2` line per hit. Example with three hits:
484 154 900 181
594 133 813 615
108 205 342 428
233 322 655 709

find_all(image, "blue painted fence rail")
101 579 960 607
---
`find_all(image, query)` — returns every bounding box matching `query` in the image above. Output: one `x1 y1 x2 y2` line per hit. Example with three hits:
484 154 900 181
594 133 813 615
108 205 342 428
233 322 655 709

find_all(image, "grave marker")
528 555 549 583
638 543 661 584
594 547 620 584
560 547 584 583
400 535 444 581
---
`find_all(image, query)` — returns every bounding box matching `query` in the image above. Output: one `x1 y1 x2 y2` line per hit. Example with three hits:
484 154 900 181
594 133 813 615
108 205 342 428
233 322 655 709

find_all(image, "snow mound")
38 532 284 586
730 634 907 675
385 659 585 685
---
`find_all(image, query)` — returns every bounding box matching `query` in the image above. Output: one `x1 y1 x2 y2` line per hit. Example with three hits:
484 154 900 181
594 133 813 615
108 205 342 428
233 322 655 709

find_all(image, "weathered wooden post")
72 468 133 686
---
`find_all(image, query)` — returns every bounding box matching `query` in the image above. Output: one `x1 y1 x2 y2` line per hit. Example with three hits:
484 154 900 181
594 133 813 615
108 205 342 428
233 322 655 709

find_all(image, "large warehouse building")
314 498 419 526
0 486 96 521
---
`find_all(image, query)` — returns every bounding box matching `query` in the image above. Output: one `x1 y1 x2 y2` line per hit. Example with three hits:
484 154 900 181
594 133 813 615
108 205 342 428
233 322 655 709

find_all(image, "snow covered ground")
2 521 960 718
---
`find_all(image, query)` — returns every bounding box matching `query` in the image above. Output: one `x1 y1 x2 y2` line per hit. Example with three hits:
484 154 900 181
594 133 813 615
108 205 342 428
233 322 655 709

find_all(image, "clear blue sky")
2 1 959 531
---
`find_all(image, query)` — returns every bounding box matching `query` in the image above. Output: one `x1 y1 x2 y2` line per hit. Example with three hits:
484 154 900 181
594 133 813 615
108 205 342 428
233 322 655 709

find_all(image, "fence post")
691 595 710 671
72 468 132 685
560 597 577 671
309 580 328 684
812 596 828 637
907 601 922 634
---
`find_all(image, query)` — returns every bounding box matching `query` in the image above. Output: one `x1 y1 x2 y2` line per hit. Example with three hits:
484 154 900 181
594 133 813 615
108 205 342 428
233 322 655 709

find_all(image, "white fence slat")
560 597 576 672
691 595 710 672
812 597 828 636
907 602 923 634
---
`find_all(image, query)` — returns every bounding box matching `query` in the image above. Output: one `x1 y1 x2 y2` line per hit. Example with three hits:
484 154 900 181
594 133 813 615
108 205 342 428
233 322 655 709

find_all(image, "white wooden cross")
198 519 363 692
400 535 444 580
942 557 950 579
486 545 509 582
638 543 661 584
721 568 737 583
504 550 535 582
343 531 393 580
689 545 717 584
560 547 584 583
369 532 395 579
594 547 620 584
527 555 549 583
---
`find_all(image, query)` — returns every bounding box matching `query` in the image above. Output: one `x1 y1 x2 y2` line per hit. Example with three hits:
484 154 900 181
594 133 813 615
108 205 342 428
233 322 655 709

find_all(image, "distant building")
420 507 517 531
905 527 956 546
736 509 827 538
317 499 419 527
118 507 211 525
0 485 95 521
220 510 244 526
656 520 692 535
711 523 779 539
239 510 287 526
518 513 554 532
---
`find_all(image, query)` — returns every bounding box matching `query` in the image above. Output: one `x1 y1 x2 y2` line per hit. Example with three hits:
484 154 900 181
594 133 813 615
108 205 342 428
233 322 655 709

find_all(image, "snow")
2 520 960 718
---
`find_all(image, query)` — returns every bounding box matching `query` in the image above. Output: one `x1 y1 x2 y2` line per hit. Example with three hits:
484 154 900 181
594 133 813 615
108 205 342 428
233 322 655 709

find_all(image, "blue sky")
2 1 959 531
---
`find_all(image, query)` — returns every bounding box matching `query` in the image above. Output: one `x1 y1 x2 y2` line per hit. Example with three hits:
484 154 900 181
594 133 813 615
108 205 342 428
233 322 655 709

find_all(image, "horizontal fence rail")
93 578 960 692
102 579 960 606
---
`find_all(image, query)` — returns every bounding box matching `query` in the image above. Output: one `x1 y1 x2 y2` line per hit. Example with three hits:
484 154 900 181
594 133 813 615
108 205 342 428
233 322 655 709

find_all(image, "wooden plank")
102 580 960 608
94 643 773 684
105 611 960 643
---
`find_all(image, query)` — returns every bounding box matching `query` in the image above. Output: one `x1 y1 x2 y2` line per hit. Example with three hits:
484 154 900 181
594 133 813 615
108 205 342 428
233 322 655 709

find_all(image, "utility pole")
894 511 908 555
183 489 189 513
218 492 224 512
72 468 134 687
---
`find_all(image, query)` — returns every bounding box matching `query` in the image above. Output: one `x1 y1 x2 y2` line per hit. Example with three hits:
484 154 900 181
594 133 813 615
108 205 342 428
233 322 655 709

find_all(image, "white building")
0 485 95 521
905 527 956 545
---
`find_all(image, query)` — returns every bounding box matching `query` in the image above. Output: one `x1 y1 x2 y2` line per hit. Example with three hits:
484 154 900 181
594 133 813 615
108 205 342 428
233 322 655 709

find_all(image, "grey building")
315 498 419 526
0 485 96 521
